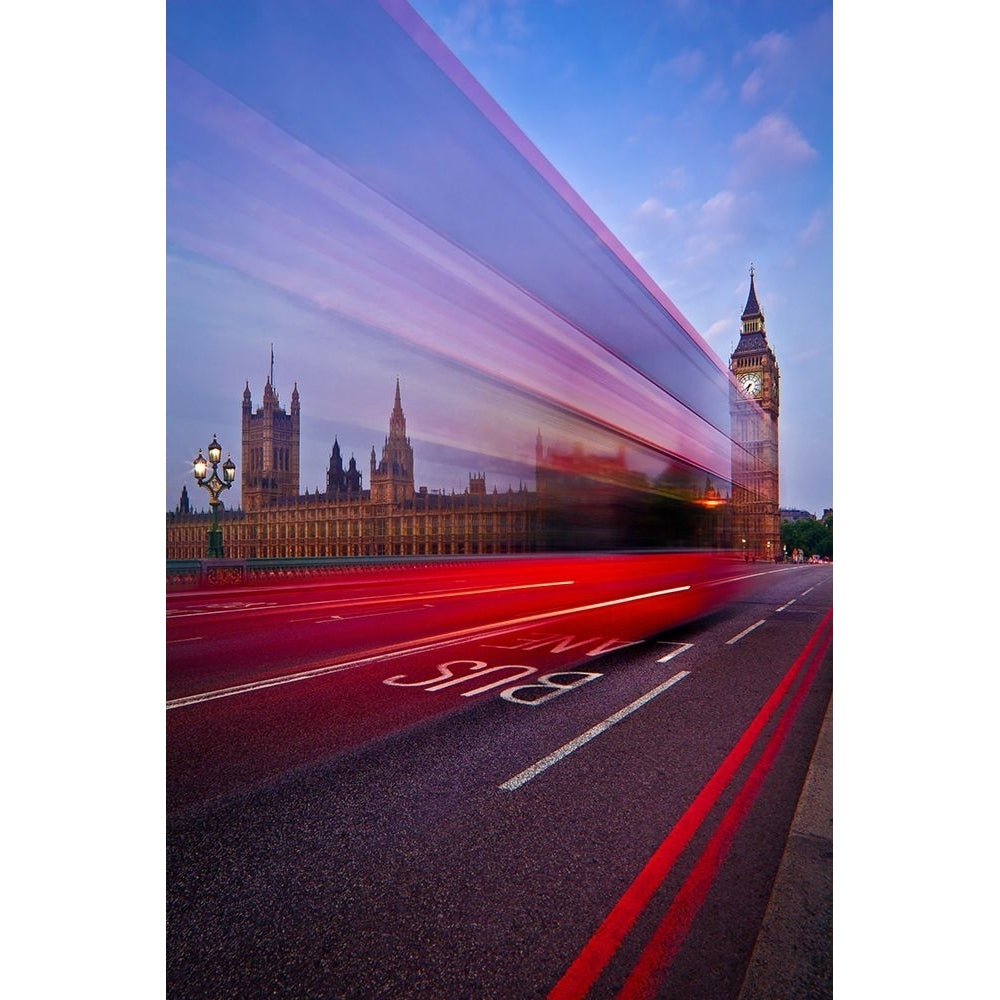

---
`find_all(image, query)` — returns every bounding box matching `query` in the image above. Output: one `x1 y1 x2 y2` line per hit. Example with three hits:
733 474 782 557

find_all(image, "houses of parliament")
166 272 781 563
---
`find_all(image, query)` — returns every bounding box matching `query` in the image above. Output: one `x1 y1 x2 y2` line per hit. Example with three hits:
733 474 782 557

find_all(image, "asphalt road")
167 558 832 999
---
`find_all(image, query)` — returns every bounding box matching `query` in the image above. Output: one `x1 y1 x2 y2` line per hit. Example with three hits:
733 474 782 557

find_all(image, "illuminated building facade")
241 367 300 512
167 379 539 560
729 267 781 561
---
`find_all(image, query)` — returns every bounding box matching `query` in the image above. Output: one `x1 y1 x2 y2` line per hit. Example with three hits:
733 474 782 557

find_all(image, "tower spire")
741 265 763 322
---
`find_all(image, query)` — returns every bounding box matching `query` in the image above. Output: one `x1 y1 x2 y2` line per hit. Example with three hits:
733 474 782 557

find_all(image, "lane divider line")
499 671 691 791
725 620 766 645
546 610 833 1000
655 643 693 664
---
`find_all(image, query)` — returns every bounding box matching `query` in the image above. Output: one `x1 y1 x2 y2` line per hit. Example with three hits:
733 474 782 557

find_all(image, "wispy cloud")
650 47 704 84
798 206 829 247
658 166 688 193
746 31 791 64
740 68 764 103
634 196 677 225
699 189 740 225
737 30 791 105
629 187 750 272
700 75 728 103
436 0 530 56
731 113 817 182
703 317 731 343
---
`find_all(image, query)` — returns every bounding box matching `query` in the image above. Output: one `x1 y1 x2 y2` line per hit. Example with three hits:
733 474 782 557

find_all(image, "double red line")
548 609 833 999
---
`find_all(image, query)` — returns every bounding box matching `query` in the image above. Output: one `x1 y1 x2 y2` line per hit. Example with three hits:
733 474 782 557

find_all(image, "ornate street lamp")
193 434 236 558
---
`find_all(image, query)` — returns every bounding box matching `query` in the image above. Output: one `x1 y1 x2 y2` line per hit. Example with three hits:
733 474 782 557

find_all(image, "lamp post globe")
193 435 236 558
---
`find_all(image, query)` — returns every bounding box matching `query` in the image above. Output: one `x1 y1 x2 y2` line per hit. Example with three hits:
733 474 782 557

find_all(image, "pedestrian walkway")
738 696 833 999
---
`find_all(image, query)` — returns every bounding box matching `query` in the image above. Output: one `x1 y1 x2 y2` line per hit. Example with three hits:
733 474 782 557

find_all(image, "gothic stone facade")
728 269 781 561
167 379 539 560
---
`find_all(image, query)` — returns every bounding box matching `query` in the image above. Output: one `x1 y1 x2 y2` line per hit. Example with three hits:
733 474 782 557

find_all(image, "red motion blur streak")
167 553 764 703
166 553 780 812
546 609 833 1000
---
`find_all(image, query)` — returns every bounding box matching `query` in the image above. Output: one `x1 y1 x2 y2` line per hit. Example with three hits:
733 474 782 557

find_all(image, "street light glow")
193 437 236 558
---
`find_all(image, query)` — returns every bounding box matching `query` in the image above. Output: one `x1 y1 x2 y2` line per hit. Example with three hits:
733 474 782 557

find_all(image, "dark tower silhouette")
327 438 363 499
327 439 346 497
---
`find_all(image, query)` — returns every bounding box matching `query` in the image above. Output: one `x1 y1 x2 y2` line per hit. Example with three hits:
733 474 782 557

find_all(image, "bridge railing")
166 555 497 590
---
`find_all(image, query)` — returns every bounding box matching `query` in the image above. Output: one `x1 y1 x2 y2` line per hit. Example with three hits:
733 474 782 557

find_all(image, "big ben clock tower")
729 266 780 561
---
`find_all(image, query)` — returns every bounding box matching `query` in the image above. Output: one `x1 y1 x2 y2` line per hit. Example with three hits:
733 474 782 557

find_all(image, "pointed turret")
371 378 415 505
388 377 407 440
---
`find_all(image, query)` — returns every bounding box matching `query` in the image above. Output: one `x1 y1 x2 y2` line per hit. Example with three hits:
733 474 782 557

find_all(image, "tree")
780 513 833 560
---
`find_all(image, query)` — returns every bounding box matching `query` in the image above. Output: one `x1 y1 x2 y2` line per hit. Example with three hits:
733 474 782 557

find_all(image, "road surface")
167 555 832 998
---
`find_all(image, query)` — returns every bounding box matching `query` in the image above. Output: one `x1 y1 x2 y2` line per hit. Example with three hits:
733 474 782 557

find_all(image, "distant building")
169 378 539 560
780 508 816 523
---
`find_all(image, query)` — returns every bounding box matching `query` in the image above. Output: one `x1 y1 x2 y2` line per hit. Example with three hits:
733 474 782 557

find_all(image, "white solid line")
726 620 766 645
166 579 576 620
656 642 694 663
291 605 432 624
166 661 363 709
499 671 691 791
167 584 693 710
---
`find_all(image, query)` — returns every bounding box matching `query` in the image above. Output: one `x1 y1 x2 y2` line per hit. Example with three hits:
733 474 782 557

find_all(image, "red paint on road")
547 610 833 1000
616 615 831 998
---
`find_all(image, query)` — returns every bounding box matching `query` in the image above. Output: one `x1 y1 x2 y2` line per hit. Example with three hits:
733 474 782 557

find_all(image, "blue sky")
408 0 833 513
163 0 832 517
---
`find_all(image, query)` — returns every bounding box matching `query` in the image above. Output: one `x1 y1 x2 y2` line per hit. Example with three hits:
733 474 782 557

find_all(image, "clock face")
739 372 762 397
